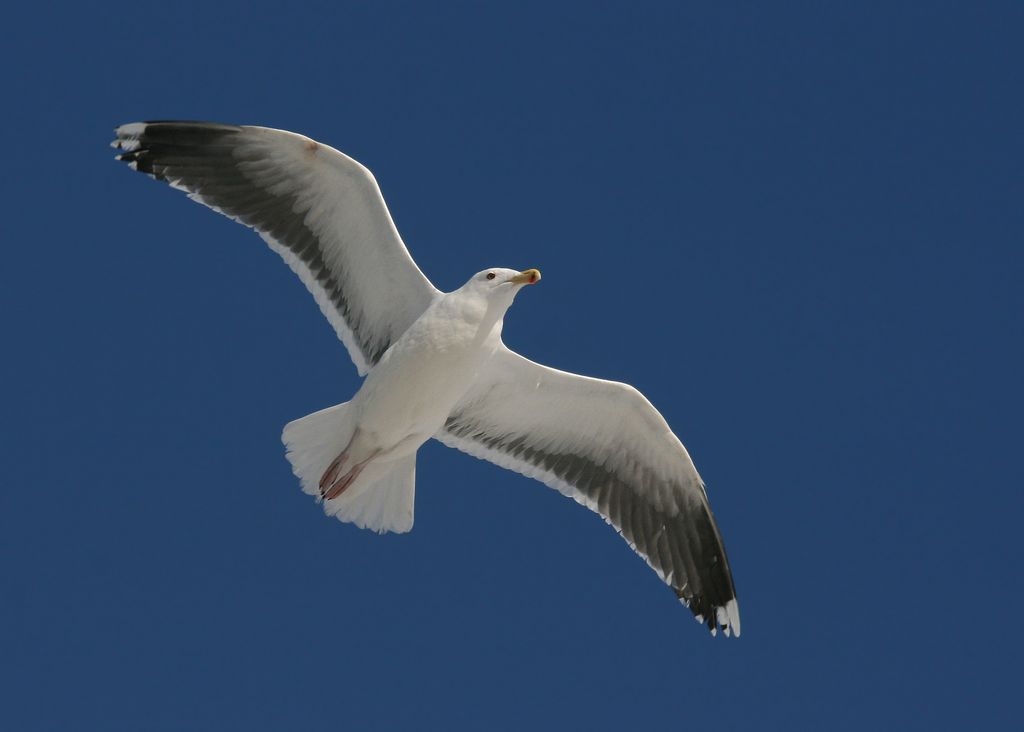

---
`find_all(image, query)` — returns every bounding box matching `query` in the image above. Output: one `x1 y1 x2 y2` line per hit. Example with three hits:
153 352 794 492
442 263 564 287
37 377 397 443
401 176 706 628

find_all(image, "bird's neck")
468 298 508 348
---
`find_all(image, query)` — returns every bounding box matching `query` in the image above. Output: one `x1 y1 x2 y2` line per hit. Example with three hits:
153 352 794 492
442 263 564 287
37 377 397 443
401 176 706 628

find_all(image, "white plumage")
112 121 740 637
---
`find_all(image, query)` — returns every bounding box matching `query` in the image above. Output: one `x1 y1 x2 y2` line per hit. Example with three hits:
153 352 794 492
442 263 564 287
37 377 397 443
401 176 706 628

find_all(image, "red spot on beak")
514 268 541 285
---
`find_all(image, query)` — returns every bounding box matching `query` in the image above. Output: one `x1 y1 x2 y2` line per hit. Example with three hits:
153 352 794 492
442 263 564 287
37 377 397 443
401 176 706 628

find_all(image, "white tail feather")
282 402 356 496
323 455 416 534
282 403 417 534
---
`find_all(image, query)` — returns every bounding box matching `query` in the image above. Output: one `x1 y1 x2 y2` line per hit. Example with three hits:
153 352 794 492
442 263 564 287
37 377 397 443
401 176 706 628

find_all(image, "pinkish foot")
319 452 349 495
322 462 366 501
320 449 381 501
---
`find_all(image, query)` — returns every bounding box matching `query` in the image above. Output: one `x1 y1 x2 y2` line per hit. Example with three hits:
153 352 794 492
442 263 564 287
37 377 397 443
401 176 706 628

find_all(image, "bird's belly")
352 342 492 456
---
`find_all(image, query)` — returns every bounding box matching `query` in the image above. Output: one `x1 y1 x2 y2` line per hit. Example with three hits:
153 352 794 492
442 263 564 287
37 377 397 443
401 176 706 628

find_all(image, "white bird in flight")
112 121 740 637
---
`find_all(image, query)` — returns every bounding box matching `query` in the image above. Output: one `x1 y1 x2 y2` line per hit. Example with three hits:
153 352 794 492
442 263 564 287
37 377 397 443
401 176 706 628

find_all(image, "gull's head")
462 267 542 303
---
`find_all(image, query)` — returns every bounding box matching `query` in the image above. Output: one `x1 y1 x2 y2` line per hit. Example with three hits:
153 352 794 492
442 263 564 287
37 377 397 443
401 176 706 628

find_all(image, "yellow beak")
510 268 542 285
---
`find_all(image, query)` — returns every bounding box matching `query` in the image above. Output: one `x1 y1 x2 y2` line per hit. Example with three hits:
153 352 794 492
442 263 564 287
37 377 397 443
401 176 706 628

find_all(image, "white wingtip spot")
692 600 741 638
115 122 147 138
112 137 141 151
726 598 741 637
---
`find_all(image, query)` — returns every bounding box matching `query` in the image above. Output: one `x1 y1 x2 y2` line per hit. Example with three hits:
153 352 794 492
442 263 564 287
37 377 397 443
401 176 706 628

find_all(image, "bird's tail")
282 403 416 534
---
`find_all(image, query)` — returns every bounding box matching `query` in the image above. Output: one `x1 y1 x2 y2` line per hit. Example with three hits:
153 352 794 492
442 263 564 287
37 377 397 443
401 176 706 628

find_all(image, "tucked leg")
321 450 381 501
319 452 349 494
322 463 364 501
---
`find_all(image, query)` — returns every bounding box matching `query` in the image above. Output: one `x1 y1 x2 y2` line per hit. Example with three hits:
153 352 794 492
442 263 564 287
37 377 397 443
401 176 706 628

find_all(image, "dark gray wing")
437 346 740 636
113 121 440 374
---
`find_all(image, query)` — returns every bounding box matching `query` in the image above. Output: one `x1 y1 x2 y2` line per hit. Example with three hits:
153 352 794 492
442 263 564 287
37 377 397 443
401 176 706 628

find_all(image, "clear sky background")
2 2 1021 729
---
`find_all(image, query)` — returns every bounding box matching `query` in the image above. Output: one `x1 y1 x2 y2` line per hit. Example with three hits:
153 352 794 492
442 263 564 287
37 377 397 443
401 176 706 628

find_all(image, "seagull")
111 121 740 637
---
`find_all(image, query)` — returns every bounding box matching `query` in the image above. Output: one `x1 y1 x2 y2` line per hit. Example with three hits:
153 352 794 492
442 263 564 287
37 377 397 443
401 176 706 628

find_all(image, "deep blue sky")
2 2 1022 729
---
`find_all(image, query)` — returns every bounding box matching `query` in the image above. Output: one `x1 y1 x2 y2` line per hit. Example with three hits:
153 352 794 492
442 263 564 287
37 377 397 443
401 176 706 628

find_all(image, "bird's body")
112 121 741 637
341 273 513 471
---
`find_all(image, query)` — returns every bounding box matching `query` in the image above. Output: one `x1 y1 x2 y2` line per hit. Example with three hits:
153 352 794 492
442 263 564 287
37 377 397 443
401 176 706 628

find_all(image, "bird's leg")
319 452 349 494
319 428 363 494
321 450 380 501
321 463 365 501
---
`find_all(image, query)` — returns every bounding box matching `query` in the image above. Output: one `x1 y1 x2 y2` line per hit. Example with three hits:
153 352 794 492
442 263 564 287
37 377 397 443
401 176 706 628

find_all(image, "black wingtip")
678 590 741 638
112 121 244 155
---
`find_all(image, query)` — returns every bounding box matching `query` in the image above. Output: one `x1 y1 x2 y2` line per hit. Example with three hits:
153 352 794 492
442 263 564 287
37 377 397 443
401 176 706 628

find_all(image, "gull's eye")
486 272 496 280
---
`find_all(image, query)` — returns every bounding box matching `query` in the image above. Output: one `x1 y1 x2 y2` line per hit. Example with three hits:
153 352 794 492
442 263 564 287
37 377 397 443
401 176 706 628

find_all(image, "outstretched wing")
112 121 440 374
437 346 740 636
